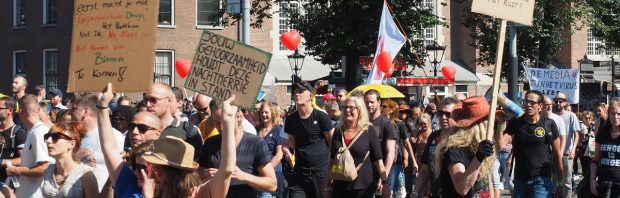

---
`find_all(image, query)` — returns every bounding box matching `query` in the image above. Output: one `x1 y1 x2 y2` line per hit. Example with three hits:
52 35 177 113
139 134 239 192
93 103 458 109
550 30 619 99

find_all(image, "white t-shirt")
79 127 125 191
242 118 257 135
16 121 54 198
547 112 567 136
559 111 581 154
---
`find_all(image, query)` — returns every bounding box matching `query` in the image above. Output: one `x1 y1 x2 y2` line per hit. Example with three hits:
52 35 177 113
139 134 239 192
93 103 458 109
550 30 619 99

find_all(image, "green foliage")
290 0 443 65
588 0 620 49
457 0 587 78
216 0 272 28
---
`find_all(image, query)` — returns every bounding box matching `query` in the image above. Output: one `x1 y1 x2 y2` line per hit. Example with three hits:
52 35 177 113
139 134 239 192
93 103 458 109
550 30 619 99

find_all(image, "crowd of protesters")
1 75 620 198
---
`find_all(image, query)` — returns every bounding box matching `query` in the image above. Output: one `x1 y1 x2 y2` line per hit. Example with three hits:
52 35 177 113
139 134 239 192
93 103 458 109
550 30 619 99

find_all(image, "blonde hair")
337 96 372 132
383 99 401 124
433 121 495 180
257 101 283 128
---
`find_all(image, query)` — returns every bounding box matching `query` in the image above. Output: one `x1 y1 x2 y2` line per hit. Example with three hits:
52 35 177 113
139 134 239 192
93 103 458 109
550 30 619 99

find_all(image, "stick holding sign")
470 0 536 140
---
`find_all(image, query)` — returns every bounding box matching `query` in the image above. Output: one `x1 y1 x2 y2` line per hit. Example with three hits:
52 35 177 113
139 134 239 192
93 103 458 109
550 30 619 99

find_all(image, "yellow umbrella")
348 84 405 98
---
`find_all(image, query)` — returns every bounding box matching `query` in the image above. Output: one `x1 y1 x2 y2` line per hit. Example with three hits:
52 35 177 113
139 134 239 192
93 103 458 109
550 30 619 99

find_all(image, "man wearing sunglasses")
501 90 564 197
145 83 202 160
553 92 580 197
0 97 27 186
412 97 459 198
70 93 126 192
128 112 162 148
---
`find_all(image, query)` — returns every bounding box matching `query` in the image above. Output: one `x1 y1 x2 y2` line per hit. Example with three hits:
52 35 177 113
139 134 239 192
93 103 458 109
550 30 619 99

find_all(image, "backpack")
330 129 369 181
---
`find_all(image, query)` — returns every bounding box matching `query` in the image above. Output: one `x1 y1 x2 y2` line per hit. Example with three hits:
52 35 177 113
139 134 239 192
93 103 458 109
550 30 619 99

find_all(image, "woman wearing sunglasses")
96 83 237 198
41 121 99 197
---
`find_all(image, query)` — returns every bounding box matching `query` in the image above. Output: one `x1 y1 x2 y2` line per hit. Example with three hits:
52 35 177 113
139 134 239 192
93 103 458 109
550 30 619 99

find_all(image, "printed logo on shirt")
534 127 545 137
600 143 620 166
313 120 318 125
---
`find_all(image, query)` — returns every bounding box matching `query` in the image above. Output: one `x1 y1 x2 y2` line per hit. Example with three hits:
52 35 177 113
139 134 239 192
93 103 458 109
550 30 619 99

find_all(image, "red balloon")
175 59 192 78
441 65 456 80
280 32 301 50
384 66 394 78
377 51 393 74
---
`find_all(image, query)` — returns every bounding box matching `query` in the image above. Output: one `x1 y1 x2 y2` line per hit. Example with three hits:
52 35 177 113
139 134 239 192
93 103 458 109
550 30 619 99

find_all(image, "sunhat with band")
450 96 490 128
141 136 199 170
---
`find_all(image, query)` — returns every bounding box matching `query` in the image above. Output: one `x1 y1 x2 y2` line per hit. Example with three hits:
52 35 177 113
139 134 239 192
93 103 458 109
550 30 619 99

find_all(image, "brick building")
1 0 614 107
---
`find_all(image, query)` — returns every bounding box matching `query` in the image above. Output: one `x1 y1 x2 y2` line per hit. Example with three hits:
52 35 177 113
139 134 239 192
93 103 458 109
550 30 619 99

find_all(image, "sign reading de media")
526 68 580 104
68 0 159 92
471 0 536 26
185 30 272 108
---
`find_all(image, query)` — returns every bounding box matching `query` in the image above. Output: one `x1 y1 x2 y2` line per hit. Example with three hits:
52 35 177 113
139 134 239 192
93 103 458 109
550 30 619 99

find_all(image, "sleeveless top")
41 163 93 198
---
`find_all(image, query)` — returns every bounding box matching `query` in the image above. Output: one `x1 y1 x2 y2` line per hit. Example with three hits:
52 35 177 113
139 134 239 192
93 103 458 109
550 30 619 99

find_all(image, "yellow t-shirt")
198 119 220 141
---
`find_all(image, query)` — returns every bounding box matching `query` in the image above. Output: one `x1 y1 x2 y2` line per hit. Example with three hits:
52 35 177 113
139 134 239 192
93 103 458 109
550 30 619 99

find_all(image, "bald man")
145 83 202 159
190 94 211 126
11 76 27 100
129 112 162 148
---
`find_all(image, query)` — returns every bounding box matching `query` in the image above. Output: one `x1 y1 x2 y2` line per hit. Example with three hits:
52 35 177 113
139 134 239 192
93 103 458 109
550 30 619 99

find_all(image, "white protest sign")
525 68 580 104
471 0 536 26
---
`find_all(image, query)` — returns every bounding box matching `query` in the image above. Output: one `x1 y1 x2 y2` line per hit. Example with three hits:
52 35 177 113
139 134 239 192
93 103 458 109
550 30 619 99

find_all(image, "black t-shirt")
370 115 398 160
0 125 27 181
506 116 559 180
421 130 442 196
440 147 487 198
330 127 383 190
595 125 620 181
198 133 272 198
284 109 334 171
394 120 410 165
161 118 203 160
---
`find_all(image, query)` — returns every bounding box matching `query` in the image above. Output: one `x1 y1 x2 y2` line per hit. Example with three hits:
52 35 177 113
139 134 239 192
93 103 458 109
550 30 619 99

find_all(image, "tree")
289 0 442 90
215 0 272 28
588 0 620 50
457 0 587 78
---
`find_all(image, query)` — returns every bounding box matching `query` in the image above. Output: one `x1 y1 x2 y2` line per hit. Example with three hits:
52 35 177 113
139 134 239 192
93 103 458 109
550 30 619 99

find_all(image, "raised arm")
96 83 124 183
447 140 494 196
206 95 237 198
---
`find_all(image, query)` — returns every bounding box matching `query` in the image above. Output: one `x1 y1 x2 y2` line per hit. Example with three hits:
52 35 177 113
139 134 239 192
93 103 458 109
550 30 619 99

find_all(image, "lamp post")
577 54 590 112
287 49 305 98
425 41 446 77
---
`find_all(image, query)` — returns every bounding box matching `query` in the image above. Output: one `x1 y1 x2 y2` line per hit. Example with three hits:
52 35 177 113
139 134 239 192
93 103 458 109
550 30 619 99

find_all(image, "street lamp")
425 41 446 77
287 49 305 91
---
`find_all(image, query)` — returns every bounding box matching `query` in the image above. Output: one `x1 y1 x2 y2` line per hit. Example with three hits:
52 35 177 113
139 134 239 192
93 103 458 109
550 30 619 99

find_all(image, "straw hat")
142 136 199 170
450 96 490 128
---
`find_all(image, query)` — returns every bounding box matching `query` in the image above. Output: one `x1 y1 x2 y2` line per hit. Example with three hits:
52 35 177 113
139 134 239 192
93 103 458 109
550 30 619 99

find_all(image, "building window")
197 0 220 26
154 51 173 85
13 0 26 27
44 50 59 90
159 0 173 26
13 51 27 75
278 1 300 51
587 28 620 56
43 0 58 24
419 0 436 47
286 85 292 95
455 85 467 92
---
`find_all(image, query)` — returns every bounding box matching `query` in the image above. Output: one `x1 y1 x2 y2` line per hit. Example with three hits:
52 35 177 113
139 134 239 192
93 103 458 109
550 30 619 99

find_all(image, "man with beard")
0 97 26 183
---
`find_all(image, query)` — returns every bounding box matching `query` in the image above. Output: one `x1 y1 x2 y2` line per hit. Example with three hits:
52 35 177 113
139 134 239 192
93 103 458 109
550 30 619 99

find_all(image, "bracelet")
95 104 109 109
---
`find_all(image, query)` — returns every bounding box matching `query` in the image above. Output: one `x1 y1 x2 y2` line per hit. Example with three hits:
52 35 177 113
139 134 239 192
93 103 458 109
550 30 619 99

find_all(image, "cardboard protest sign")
68 0 158 92
471 0 536 26
185 30 272 108
526 68 580 104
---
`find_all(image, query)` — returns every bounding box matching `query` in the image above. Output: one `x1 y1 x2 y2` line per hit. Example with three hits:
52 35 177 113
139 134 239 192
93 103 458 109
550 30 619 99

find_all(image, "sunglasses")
132 163 153 174
381 105 393 109
437 110 452 117
130 123 158 133
44 132 73 142
196 106 208 113
0 107 9 110
555 100 566 104
143 96 168 104
522 100 540 106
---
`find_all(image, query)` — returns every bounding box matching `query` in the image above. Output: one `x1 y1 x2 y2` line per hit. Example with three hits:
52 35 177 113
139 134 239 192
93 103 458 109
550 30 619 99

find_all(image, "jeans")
288 168 326 198
513 177 553 198
257 192 273 198
562 156 573 197
389 165 405 197
497 151 510 190
404 163 416 197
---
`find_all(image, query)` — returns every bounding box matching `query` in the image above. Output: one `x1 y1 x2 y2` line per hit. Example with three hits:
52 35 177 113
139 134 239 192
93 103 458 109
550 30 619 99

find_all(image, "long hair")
383 99 401 124
433 121 495 180
337 96 372 132
256 101 283 129
156 167 201 198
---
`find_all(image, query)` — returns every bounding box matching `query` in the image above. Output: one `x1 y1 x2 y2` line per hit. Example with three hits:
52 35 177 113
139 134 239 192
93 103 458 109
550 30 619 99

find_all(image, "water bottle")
5 161 19 188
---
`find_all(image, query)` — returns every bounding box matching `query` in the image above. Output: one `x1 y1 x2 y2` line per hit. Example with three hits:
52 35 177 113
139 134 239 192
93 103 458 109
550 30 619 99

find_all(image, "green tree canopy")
588 0 620 50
